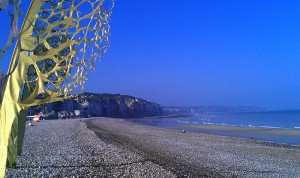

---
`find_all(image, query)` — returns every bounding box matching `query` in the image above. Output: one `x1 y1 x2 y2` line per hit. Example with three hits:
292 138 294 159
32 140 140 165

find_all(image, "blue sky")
1 0 300 110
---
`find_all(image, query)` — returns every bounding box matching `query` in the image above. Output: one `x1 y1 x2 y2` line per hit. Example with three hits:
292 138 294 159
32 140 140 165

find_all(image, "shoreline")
127 116 300 145
181 124 300 146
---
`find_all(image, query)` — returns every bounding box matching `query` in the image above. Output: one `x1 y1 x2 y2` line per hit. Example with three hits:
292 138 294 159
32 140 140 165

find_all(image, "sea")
127 110 300 145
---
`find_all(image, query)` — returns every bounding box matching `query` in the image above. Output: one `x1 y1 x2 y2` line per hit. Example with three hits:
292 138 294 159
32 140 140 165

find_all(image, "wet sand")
184 124 300 136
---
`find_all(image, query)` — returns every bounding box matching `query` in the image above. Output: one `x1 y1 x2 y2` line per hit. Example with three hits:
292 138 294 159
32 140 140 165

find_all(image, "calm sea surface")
127 110 300 145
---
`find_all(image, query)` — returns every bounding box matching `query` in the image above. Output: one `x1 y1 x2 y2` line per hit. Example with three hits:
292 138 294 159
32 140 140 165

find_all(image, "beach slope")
6 117 300 177
86 118 300 177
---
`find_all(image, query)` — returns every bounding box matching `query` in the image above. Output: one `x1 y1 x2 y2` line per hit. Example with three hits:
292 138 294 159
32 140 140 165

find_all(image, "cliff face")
44 93 163 118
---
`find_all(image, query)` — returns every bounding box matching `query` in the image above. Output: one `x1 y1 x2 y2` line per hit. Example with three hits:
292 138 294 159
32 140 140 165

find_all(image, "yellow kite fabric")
0 0 113 177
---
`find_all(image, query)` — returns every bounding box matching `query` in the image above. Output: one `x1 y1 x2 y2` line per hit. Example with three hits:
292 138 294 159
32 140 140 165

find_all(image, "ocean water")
127 110 300 145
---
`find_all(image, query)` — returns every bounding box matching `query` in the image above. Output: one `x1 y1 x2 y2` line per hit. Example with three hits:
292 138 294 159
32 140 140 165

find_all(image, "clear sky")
1 0 300 110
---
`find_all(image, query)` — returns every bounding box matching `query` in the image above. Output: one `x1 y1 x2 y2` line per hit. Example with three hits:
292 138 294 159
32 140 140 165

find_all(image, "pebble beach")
5 117 300 177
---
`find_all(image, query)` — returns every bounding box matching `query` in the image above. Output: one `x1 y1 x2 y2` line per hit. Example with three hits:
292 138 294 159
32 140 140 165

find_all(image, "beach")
6 117 300 177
